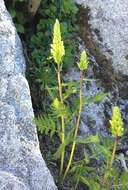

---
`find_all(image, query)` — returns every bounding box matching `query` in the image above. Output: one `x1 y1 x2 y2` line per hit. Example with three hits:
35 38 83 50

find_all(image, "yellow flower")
78 50 89 71
52 98 61 110
51 19 65 65
110 106 124 137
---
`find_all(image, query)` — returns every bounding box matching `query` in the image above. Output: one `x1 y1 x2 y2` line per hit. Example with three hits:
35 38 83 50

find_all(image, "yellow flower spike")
110 106 124 137
78 50 89 71
51 19 65 65
52 98 61 109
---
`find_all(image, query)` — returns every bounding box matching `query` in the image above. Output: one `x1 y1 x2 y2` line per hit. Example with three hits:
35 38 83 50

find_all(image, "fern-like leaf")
35 115 57 138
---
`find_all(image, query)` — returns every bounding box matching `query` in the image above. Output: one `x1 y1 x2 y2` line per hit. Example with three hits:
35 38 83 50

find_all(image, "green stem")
102 137 118 187
109 138 118 168
75 177 80 190
57 66 65 176
63 71 84 180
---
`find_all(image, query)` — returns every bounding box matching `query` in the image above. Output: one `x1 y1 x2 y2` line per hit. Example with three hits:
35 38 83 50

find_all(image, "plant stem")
57 66 65 176
102 137 118 187
109 137 118 169
75 178 80 190
63 71 84 180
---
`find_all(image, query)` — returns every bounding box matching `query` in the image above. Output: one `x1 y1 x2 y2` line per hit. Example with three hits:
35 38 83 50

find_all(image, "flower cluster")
78 50 89 71
51 19 65 65
110 106 124 137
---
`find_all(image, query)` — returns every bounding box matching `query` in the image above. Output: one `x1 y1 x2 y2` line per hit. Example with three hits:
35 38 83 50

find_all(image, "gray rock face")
73 1 128 138
0 0 57 189
75 0 128 76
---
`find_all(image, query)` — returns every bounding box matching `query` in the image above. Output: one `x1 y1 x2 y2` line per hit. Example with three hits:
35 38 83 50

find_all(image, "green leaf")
53 142 68 160
46 86 57 100
53 130 74 159
80 176 90 186
89 182 101 190
72 93 108 111
16 12 27 25
83 78 96 82
120 171 128 190
63 85 77 99
76 135 100 144
34 115 57 138
15 23 25 33
10 9 16 18
52 98 69 118
80 177 101 190
95 144 111 161
62 81 79 88
83 93 108 104
62 0 78 14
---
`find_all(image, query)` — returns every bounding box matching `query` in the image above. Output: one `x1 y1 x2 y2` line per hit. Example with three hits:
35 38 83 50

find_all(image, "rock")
75 0 128 76
0 0 57 189
73 1 128 137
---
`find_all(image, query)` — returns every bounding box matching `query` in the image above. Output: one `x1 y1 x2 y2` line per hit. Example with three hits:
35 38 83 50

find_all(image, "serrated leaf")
34 115 57 138
96 144 111 161
63 86 77 100
80 176 90 187
15 23 25 33
53 131 73 160
76 135 100 145
83 93 108 105
120 171 128 190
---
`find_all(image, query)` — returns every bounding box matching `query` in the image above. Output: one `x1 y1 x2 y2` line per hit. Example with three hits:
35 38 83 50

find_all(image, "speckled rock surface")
72 2 128 139
0 0 57 189
75 0 128 76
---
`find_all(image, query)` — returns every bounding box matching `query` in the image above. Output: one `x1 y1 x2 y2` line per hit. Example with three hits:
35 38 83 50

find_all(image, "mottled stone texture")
75 0 128 76
0 0 57 189
74 1 128 137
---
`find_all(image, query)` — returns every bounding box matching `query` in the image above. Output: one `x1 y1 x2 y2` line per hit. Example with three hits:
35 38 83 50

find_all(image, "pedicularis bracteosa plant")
35 20 128 189
102 106 124 188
